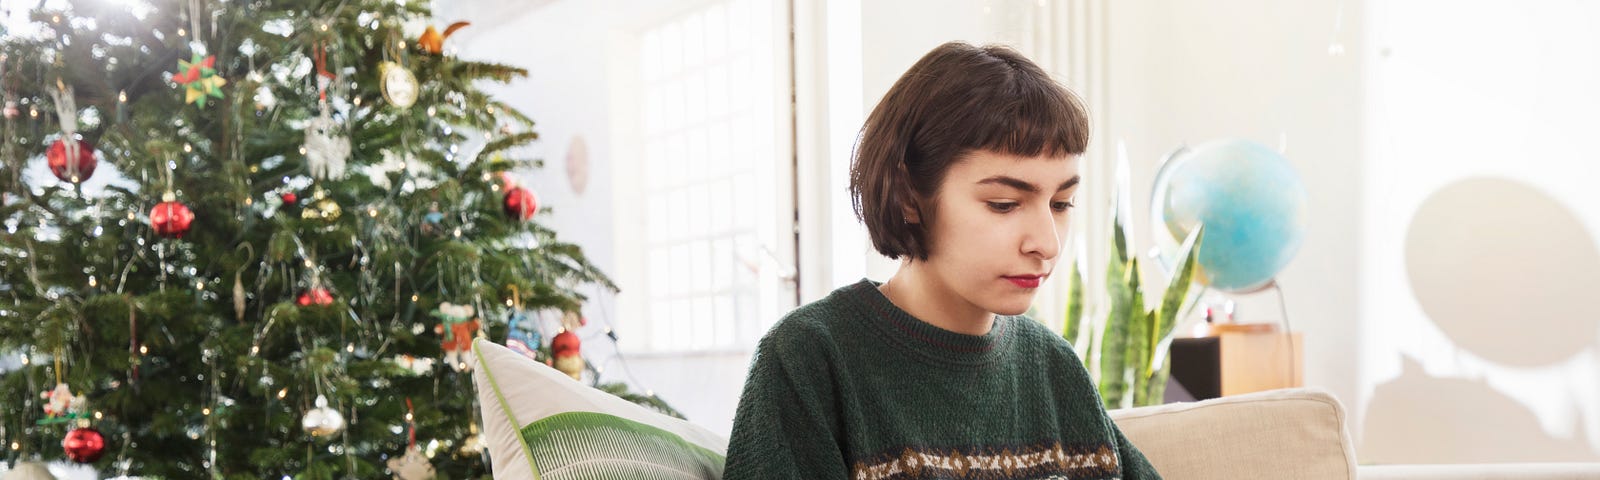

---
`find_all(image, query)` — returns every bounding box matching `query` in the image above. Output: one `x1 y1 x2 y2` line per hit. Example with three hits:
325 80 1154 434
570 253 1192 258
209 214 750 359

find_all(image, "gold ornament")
380 62 419 109
457 423 485 457
301 189 342 221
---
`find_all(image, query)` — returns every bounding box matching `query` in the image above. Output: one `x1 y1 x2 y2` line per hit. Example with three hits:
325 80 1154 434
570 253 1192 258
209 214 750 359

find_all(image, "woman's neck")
878 262 996 336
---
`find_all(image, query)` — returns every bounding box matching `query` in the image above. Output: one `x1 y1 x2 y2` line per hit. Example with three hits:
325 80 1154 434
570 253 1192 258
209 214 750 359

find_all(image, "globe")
1150 139 1308 292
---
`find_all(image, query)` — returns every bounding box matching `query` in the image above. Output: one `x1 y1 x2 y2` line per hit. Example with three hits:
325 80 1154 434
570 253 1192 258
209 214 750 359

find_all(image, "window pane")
660 22 683 76
692 297 712 349
684 71 707 125
707 119 731 177
669 242 690 296
715 296 735 346
673 299 693 349
704 5 727 61
682 13 704 69
691 240 711 293
650 248 670 299
712 238 733 290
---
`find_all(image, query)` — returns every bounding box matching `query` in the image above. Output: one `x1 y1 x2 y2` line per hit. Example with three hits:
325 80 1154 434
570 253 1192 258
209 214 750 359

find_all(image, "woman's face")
917 150 1081 316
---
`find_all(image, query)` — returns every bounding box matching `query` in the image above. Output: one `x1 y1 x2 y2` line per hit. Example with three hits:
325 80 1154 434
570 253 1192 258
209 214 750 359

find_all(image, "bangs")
954 61 1090 160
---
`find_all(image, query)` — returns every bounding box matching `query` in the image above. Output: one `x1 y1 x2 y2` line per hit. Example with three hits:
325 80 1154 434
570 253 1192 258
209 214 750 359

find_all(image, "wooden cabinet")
1168 325 1303 402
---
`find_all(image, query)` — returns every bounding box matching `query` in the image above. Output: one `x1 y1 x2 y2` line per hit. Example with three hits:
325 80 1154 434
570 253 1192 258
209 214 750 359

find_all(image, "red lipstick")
1004 275 1044 289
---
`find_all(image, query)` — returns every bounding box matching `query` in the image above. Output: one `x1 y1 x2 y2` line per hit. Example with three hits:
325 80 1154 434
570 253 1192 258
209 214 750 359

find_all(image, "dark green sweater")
725 279 1160 480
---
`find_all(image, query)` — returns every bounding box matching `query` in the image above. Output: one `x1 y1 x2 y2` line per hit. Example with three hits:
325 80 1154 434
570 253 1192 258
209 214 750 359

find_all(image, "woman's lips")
1004 275 1044 289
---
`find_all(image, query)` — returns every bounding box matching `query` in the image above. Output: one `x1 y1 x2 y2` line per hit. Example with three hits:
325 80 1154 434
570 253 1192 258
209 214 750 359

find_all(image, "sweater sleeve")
1111 419 1163 479
723 332 851 480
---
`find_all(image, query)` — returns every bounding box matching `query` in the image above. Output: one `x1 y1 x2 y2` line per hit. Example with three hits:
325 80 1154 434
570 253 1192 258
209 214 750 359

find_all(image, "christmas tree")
0 0 617 477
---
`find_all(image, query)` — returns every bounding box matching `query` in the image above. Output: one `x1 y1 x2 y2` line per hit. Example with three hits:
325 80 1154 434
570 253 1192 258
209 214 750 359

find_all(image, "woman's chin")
988 300 1033 317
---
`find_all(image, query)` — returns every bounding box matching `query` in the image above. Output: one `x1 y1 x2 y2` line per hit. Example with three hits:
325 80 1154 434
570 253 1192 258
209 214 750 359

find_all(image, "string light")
118 90 127 102
88 276 98 287
276 388 287 399
177 28 187 37
183 143 192 153
202 407 211 416
139 345 148 355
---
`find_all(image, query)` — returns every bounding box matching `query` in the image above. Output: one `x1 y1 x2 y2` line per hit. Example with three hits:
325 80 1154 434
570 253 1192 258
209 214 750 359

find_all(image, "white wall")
1356 0 1600 463
1106 0 1600 464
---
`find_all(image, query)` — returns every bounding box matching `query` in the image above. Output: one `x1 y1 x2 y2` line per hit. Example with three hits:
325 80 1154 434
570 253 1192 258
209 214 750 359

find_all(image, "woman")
723 41 1161 479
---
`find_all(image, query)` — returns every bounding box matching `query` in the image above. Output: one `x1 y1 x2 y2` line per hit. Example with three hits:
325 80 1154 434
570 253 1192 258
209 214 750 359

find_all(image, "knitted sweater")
724 279 1160 480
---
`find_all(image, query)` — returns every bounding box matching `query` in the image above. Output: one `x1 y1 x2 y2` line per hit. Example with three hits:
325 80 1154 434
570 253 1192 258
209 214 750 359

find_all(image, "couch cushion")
1110 387 1358 480
470 338 728 479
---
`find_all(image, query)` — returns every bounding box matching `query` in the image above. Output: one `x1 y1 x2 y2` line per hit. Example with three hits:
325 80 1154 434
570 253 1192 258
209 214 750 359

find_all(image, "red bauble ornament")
296 287 335 306
502 186 538 221
150 196 195 238
63 427 106 463
47 139 98 183
280 192 299 204
551 330 581 357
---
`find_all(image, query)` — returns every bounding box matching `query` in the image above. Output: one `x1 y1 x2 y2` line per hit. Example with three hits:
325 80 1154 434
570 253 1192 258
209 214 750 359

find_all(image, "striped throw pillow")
470 338 728 479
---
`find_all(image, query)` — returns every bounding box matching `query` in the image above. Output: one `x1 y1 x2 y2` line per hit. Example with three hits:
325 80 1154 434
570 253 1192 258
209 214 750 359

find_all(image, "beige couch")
1109 388 1600 479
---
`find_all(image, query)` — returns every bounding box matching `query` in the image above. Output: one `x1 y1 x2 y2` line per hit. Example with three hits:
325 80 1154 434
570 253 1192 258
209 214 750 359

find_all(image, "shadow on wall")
1364 177 1600 463
1364 355 1594 463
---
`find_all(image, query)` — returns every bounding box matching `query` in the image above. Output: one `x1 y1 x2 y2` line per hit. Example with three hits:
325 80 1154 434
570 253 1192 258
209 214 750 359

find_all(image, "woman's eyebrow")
976 175 1081 193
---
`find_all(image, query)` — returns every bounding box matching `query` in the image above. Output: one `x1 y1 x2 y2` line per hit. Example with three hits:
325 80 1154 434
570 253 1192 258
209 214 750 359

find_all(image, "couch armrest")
1110 387 1358 480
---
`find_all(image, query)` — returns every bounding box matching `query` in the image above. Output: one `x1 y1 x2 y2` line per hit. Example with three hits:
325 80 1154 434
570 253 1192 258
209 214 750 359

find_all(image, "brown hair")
849 41 1091 261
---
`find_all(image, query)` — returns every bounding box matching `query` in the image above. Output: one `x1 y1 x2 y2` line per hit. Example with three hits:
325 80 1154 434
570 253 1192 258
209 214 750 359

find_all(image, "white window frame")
610 0 797 355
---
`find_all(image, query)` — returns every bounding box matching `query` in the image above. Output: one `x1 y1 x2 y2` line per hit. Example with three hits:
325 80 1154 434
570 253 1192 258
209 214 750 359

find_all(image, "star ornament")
172 54 227 107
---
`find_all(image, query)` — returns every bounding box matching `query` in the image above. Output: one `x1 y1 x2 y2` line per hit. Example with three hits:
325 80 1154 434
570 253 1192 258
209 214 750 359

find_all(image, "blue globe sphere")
1150 139 1308 292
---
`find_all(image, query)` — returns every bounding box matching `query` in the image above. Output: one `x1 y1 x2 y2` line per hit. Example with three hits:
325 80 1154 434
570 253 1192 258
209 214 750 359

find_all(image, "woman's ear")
901 201 921 225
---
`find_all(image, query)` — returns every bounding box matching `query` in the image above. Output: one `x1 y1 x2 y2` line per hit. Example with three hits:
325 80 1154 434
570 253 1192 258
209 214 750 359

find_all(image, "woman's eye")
1052 201 1075 212
986 202 1019 213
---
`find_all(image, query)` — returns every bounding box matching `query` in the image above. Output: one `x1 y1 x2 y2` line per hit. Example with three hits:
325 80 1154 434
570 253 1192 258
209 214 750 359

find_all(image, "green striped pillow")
471 338 728 479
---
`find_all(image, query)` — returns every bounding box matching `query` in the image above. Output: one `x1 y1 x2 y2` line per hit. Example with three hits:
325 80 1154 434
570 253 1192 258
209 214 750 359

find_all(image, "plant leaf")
1156 224 1205 343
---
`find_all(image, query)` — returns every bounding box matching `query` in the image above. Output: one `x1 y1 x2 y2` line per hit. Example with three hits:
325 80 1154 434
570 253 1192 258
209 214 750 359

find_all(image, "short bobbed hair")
849 41 1091 261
